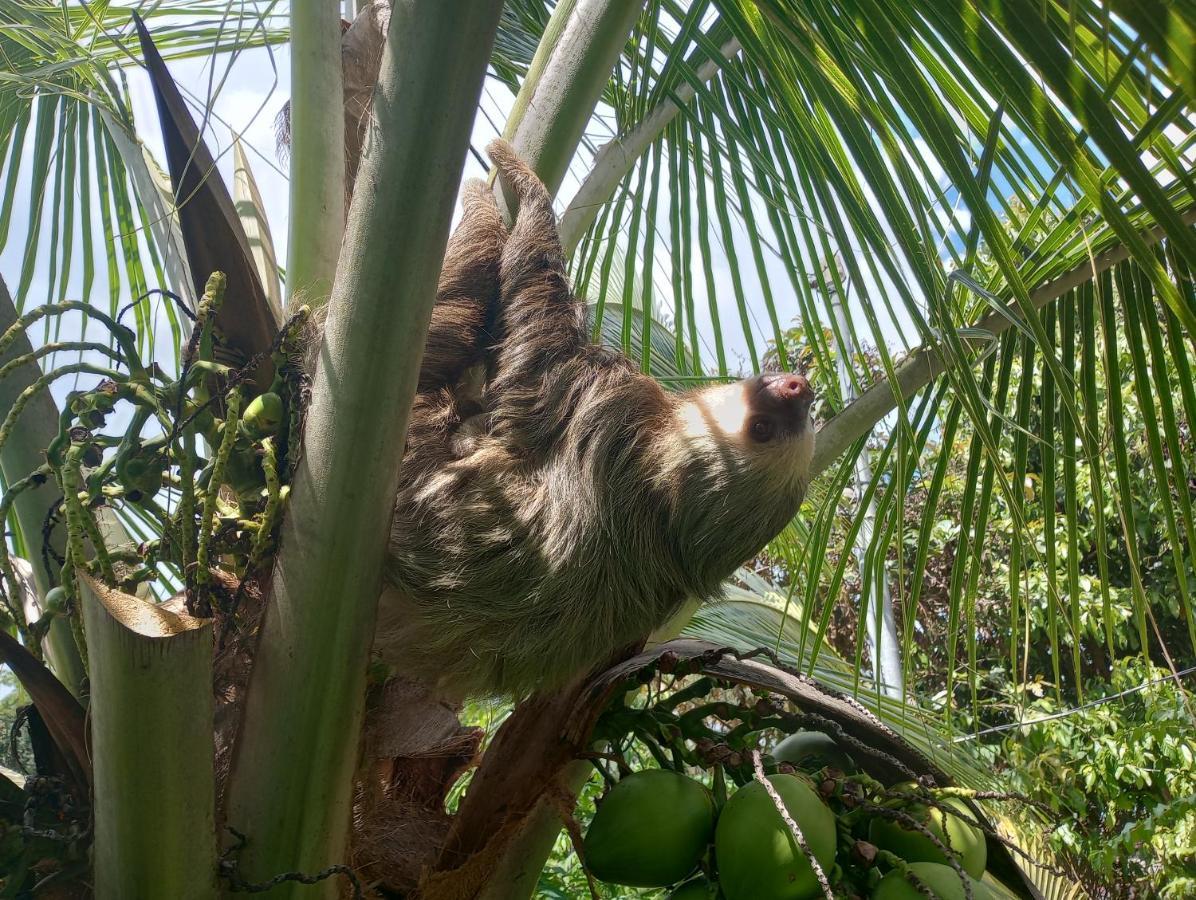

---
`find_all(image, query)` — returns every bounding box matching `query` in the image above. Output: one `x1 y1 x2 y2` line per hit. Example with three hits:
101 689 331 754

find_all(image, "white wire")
953 665 1196 742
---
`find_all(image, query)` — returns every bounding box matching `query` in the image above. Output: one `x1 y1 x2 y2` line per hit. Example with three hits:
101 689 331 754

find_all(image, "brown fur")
375 140 815 698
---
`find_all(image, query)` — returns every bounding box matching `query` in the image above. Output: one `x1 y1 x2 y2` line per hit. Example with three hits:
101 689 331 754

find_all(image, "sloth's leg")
486 140 586 401
419 179 507 391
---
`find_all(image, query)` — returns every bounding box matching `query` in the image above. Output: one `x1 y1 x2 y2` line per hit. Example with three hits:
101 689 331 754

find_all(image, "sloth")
374 140 815 698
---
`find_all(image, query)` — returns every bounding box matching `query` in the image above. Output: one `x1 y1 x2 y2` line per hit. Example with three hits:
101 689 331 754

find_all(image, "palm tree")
0 0 1192 896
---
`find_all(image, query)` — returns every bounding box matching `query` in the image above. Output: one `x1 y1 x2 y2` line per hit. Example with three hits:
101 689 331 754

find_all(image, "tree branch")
811 205 1196 477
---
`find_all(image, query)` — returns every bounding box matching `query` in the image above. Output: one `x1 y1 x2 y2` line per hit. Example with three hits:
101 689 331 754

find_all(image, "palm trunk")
223 3 504 892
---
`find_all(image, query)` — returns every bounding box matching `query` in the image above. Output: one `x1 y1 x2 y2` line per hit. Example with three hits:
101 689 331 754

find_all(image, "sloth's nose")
762 373 814 409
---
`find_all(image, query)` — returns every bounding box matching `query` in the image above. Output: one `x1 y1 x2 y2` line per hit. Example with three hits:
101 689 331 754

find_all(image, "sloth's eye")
749 417 775 443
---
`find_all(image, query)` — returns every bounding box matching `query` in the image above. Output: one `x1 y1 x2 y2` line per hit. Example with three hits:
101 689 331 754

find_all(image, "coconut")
872 861 994 899
771 730 855 773
241 391 284 440
715 774 837 900
583 769 715 887
869 789 987 878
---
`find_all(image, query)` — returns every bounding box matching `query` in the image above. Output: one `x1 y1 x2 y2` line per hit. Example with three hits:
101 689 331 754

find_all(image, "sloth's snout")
760 373 814 413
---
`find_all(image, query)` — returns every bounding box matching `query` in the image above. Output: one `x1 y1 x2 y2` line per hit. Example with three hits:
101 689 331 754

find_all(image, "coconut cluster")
580 727 1018 900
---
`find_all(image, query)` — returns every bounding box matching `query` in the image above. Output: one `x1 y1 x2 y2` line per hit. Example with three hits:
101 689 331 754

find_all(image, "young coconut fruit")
871 861 995 900
771 730 855 773
241 391 284 440
583 769 715 887
714 774 836 900
868 789 987 878
42 586 68 617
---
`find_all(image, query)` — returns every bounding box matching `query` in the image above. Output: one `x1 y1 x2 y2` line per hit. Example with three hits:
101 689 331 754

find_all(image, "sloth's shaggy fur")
375 140 814 698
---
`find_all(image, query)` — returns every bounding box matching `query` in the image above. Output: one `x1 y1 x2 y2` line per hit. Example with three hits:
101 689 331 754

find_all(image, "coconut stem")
750 750 834 900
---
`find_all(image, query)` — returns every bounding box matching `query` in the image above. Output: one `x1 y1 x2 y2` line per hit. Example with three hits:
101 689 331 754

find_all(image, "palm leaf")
132 14 277 377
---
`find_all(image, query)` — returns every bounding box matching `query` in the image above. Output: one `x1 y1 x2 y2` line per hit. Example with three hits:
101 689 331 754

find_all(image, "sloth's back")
376 375 689 698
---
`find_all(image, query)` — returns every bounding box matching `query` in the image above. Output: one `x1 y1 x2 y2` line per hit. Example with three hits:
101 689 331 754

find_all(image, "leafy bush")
986 657 1196 897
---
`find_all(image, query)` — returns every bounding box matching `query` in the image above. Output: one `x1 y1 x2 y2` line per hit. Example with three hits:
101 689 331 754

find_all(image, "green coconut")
872 862 977 899
42 586 68 616
241 391 285 440
869 789 987 878
714 774 837 900
584 769 715 887
668 876 722 899
771 730 855 773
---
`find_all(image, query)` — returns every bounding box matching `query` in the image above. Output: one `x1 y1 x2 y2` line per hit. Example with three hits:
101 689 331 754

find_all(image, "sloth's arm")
419 180 507 391
487 140 587 412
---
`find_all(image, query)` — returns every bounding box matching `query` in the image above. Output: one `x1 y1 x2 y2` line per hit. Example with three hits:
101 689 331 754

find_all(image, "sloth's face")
739 371 816 449
656 372 816 587
673 372 816 487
